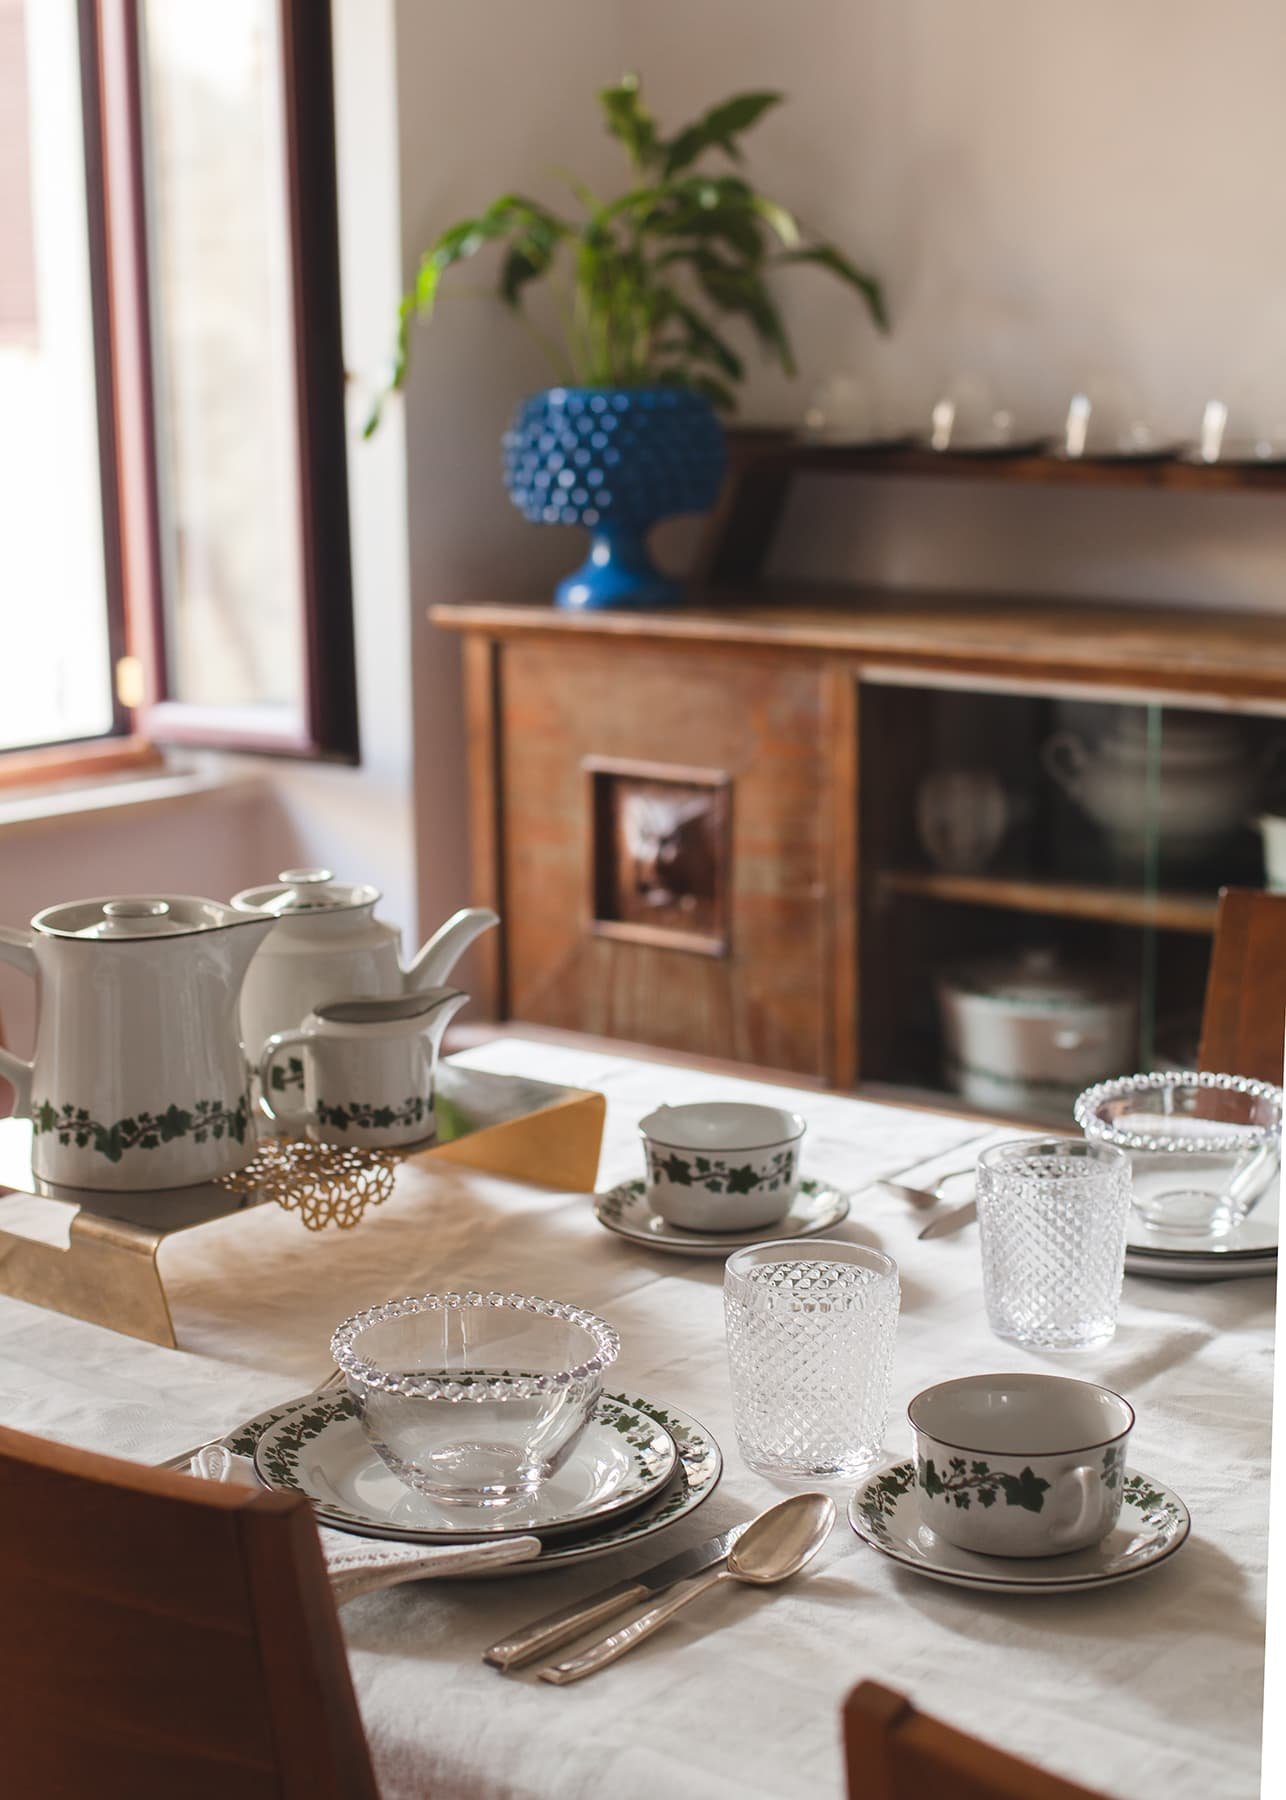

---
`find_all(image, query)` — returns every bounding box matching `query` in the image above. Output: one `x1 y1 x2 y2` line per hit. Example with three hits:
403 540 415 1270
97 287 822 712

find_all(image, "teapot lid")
35 896 243 939
232 868 380 917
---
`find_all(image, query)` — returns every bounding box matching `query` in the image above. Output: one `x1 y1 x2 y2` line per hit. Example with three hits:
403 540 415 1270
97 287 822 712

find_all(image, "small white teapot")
230 869 497 1060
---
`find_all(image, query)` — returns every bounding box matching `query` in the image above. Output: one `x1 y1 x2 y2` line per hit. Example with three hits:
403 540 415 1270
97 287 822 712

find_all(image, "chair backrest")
0 1423 380 1800
1198 887 1286 1083
843 1680 1107 1800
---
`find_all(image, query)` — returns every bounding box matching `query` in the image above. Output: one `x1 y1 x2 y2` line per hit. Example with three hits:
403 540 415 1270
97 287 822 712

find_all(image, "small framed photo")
585 756 731 957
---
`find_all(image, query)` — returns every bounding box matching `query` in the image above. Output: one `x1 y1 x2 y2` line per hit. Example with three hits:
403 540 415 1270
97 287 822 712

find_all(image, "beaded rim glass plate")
593 1176 850 1255
848 1460 1190 1594
228 1389 722 1567
252 1389 675 1541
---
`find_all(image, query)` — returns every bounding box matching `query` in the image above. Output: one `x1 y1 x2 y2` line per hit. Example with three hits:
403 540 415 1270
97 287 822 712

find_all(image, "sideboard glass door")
857 680 1280 1122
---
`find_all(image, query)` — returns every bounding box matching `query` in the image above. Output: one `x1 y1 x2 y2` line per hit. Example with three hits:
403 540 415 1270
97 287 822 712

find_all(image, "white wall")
623 0 1286 610
388 0 628 939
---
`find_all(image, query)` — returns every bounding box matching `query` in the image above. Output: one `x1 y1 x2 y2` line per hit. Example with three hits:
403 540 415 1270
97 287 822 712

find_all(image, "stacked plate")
1125 1177 1278 1282
227 1388 723 1575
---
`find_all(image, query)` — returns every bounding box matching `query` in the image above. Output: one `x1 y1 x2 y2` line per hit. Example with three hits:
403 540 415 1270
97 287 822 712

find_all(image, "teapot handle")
0 926 36 1116
258 1031 318 1131
1042 731 1090 801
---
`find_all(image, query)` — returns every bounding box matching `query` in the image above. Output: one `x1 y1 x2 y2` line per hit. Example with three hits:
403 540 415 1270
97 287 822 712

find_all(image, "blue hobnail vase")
502 385 727 610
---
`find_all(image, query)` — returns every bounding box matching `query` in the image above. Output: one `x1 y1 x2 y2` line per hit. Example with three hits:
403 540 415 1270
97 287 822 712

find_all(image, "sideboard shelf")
876 868 1218 936
690 429 1286 584
740 432 1286 493
434 591 1275 1108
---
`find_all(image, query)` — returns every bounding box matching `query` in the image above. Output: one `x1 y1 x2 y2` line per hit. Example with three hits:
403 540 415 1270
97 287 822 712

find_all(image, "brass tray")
0 1058 605 1348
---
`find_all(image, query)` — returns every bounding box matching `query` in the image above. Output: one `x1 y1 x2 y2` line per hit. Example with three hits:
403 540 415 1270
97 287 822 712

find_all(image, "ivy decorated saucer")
848 1460 1190 1595
593 1176 850 1255
232 1390 723 1567
254 1388 677 1542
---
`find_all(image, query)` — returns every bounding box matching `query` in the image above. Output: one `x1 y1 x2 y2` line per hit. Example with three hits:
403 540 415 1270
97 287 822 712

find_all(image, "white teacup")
259 989 468 1149
908 1372 1135 1558
638 1102 806 1231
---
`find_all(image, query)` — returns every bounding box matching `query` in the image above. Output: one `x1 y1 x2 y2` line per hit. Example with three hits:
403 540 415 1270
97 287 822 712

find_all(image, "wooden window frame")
91 0 359 761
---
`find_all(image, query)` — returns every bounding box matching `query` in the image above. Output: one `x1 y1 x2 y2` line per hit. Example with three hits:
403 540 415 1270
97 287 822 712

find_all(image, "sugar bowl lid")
231 869 380 916
36 896 238 938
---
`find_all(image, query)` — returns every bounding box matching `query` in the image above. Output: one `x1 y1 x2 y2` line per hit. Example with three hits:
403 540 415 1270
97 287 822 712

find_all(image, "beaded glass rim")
1074 1070 1283 1154
329 1291 620 1401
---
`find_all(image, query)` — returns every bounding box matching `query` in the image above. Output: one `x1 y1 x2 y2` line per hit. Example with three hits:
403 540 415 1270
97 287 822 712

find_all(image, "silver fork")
156 1366 345 1472
876 1166 975 1210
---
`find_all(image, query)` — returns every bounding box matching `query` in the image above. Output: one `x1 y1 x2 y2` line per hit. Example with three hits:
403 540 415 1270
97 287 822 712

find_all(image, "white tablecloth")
0 1040 1271 1799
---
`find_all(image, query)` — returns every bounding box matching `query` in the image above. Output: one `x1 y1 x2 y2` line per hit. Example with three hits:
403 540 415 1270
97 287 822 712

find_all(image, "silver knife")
918 1197 977 1240
482 1522 749 1670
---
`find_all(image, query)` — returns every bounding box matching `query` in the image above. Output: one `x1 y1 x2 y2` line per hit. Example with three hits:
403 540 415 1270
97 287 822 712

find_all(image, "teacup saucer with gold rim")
593 1176 849 1256
848 1460 1190 1595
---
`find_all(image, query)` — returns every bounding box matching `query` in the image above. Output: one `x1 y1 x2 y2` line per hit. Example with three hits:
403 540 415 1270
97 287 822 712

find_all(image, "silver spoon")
537 1491 836 1685
877 1167 973 1211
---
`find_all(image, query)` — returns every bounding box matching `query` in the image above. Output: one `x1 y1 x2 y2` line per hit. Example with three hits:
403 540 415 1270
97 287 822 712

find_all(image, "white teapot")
0 896 274 1192
230 869 498 1059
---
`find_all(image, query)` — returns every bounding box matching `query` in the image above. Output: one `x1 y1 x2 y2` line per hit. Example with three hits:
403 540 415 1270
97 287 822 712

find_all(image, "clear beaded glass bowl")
1074 1071 1282 1236
330 1292 619 1507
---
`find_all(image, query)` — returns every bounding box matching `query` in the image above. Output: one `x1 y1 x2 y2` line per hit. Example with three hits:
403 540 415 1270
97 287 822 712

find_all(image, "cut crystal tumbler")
724 1240 899 1478
977 1138 1131 1352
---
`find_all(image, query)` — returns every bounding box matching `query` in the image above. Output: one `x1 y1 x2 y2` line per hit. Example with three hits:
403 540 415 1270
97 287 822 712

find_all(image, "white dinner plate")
1125 1174 1278 1280
593 1176 850 1255
227 1390 722 1570
253 1389 676 1542
848 1460 1190 1595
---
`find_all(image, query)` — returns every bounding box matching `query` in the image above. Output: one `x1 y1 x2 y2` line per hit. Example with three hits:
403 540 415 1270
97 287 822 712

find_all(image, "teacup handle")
1048 1465 1102 1548
259 1031 319 1131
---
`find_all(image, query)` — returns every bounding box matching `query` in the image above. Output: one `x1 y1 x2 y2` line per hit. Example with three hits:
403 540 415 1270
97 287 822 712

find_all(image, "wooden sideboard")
434 587 1286 1098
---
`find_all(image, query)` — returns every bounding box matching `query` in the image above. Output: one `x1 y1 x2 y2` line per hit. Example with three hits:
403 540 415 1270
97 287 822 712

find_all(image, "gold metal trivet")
218 1139 401 1231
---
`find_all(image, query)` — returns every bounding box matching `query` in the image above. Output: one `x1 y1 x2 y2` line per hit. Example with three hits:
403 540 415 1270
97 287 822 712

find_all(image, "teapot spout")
404 907 499 992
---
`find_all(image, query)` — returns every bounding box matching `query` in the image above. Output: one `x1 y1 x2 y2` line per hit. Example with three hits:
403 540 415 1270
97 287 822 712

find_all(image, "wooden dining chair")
843 1680 1109 1800
1197 887 1286 1083
0 1423 381 1800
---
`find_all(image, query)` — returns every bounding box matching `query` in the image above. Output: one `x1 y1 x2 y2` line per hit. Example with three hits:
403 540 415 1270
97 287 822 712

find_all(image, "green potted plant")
370 72 887 609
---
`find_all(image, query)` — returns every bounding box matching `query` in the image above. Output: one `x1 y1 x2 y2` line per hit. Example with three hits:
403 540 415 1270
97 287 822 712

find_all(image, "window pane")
0 0 114 752
139 0 305 718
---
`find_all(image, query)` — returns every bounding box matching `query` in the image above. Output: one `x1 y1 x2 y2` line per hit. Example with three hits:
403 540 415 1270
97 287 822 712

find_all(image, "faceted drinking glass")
977 1138 1131 1352
723 1240 899 1478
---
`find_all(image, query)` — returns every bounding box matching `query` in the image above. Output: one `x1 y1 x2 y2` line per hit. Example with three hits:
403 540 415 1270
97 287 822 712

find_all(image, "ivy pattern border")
644 1144 797 1196
316 1096 430 1133
33 1095 250 1163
